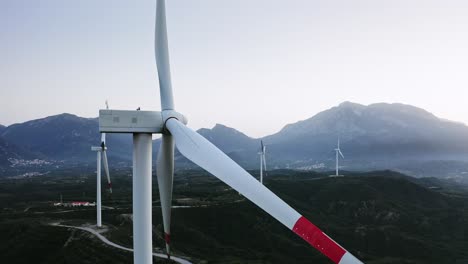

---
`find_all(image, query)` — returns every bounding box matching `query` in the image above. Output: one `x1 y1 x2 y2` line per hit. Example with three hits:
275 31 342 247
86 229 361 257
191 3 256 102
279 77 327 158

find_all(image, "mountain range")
1 102 468 179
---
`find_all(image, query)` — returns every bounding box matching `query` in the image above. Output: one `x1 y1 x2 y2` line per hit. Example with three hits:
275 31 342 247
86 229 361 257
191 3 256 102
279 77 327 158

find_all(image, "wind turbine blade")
156 0 175 110
156 134 175 257
339 150 344 159
102 150 112 194
165 118 362 264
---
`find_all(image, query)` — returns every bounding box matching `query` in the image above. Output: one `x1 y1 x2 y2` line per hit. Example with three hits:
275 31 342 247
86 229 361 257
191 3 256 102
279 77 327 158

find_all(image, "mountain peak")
269 101 463 146
196 123 256 156
1 113 101 161
212 123 241 133
213 123 229 129
43 113 85 121
204 123 252 138
5 113 89 128
338 101 365 109
367 103 438 121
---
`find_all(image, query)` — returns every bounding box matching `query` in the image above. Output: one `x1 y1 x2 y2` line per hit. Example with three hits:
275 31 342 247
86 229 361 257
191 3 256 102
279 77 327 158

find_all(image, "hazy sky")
1 0 468 137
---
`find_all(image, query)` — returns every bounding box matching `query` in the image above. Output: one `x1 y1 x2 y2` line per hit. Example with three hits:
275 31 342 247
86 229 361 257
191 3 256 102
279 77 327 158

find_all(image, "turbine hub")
162 110 188 126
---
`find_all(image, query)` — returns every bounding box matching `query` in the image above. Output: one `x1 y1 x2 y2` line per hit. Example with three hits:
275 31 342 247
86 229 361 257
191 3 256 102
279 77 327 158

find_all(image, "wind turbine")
97 1 362 263
331 138 345 177
258 140 267 184
91 102 113 228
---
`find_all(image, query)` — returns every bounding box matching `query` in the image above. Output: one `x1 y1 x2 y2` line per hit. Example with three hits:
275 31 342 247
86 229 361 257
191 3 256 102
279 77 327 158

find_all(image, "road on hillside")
51 223 192 264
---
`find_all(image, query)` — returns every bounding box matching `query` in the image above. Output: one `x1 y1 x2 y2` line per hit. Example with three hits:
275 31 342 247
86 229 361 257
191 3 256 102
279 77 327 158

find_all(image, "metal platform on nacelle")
99 109 164 134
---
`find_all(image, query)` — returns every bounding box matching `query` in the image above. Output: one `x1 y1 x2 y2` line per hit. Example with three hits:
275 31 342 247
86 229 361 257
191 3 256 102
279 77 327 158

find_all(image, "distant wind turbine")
96 1 362 263
258 140 267 184
91 102 112 228
331 138 345 177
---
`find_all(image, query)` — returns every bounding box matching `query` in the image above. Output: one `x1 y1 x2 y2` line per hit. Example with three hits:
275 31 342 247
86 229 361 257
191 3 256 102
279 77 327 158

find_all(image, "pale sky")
1 0 468 137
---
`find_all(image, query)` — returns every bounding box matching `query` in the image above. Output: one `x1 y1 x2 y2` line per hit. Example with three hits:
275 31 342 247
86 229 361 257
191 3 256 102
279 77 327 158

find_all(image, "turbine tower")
332 138 345 177
91 102 112 228
258 140 267 184
97 1 362 263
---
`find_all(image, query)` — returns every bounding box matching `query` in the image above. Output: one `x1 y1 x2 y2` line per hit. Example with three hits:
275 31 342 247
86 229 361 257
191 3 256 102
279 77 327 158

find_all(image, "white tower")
258 140 267 184
330 138 344 177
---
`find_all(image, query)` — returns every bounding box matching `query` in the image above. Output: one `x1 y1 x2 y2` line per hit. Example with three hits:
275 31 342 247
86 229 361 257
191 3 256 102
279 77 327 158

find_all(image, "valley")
1 169 468 263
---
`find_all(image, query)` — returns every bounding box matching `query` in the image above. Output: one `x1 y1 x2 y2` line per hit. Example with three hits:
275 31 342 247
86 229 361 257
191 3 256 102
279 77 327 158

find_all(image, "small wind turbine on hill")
258 140 267 184
91 102 112 228
330 138 345 177
97 1 362 263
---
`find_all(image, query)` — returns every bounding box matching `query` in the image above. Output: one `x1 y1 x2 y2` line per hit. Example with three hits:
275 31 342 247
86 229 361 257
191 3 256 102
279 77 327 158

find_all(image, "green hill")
1 169 467 263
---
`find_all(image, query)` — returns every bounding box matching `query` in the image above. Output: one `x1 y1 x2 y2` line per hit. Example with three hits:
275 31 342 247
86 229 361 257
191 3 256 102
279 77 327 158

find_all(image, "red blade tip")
293 216 346 264
164 233 171 244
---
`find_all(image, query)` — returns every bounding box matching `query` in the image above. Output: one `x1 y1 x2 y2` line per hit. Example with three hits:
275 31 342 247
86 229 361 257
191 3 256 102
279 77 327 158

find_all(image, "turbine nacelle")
91 146 106 152
98 109 187 134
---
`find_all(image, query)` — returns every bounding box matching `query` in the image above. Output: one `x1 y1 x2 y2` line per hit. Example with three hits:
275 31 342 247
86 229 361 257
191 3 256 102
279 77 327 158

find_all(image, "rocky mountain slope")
1 102 467 178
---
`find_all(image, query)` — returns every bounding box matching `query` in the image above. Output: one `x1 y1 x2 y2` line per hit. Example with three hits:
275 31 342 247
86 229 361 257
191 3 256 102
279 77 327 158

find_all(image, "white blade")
156 0 175 110
339 150 344 159
263 145 267 177
102 150 112 194
156 134 174 257
101 133 106 144
166 118 362 264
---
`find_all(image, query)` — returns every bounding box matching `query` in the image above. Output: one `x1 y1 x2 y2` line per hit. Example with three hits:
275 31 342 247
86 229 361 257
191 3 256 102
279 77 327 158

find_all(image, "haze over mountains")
1 102 468 179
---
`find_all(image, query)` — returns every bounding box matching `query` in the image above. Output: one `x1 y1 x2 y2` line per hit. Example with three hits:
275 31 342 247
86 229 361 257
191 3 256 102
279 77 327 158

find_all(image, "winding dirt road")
51 223 192 264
